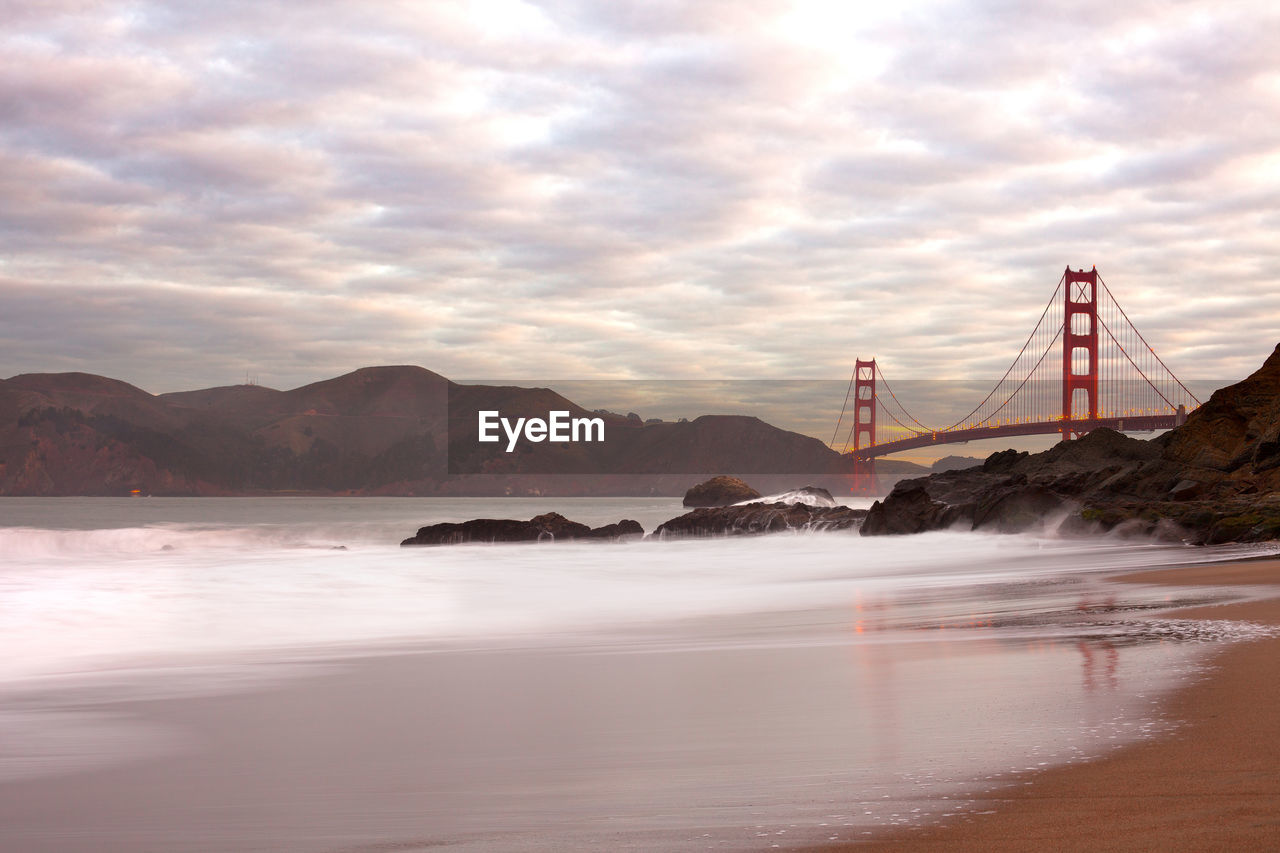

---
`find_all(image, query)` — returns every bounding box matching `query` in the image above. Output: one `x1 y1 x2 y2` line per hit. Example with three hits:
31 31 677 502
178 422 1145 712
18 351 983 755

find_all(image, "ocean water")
0 497 1276 851
0 497 1269 684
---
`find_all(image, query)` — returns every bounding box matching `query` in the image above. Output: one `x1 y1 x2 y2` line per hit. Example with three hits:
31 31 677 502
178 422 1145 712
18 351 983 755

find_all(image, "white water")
0 497 1272 686
735 486 838 506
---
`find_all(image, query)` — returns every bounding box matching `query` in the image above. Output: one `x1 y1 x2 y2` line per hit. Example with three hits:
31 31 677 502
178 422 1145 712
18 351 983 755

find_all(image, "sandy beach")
823 558 1280 852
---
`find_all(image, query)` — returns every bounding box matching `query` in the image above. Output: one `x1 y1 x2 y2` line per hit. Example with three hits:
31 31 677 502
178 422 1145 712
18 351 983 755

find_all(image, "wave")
735 485 839 507
1 501 1274 690
0 524 358 558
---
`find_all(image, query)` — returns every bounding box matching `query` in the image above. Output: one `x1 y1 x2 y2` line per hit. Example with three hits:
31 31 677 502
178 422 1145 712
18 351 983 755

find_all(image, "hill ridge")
0 366 914 496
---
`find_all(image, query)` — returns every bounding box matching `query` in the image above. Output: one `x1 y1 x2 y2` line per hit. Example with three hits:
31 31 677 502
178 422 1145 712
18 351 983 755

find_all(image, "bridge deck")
849 415 1179 460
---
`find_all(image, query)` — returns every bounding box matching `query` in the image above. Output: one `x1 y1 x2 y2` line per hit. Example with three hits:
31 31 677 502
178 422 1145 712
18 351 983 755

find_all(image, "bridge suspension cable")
938 278 1064 432
832 266 1201 459
877 370 935 434
1098 279 1201 409
842 386 925 452
828 371 857 449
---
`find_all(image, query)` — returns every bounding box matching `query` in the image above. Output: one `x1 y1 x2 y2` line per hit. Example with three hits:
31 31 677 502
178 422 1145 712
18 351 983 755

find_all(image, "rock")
1168 478 1208 501
862 436 1141 538
1028 428 1160 473
971 483 1075 533
401 512 642 545
1161 342 1280 481
982 448 1027 473
1201 502 1280 545
861 484 956 535
584 519 645 540
653 502 865 538
682 476 762 507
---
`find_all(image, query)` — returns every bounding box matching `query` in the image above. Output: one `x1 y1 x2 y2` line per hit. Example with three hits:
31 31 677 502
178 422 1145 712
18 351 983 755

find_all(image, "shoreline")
812 558 1280 852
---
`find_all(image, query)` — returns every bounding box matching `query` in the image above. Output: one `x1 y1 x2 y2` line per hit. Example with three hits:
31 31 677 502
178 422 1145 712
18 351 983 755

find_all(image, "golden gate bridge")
830 266 1201 485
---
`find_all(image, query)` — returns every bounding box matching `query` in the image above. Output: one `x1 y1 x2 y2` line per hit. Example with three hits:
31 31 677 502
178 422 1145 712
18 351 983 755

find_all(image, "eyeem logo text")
478 410 605 452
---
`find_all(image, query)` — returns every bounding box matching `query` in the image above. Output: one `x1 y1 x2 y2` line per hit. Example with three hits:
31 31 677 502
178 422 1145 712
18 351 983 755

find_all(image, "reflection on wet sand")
1078 640 1120 693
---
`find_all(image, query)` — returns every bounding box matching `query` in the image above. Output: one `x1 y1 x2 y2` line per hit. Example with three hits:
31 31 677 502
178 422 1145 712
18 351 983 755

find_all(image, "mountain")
158 383 286 413
8 372 189 429
931 455 984 472
0 367 928 496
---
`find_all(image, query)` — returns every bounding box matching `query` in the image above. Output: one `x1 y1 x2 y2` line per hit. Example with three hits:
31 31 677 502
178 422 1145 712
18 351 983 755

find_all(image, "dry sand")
816 558 1280 852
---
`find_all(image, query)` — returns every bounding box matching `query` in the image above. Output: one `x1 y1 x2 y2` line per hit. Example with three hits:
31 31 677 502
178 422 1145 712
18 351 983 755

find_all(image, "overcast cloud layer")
3 0 1279 403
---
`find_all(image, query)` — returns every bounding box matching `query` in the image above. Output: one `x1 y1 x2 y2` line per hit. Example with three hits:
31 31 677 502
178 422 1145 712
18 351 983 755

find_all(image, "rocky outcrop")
682 476 762 507
1158 342 1280 490
583 519 646 540
401 512 642 545
653 502 865 538
863 343 1280 544
863 433 1140 535
860 484 960 535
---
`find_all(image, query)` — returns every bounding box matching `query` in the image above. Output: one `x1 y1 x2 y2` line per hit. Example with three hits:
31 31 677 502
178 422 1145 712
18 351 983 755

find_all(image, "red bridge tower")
1062 267 1099 439
852 359 877 493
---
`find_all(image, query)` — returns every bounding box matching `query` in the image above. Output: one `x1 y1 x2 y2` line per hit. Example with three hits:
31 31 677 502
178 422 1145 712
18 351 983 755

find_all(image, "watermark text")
478 410 605 452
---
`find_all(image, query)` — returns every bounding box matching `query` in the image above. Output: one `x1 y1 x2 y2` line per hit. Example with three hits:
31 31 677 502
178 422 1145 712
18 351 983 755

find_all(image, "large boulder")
654 502 865 538
970 482 1076 533
401 512 641 545
861 484 957 535
682 476 761 507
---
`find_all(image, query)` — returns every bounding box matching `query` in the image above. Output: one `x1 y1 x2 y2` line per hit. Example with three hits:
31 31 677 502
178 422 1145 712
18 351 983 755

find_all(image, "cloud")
1 0 1278 440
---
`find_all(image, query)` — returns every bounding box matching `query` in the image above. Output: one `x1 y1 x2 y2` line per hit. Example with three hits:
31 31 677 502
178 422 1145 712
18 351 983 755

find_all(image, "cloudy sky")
3 0 1279 413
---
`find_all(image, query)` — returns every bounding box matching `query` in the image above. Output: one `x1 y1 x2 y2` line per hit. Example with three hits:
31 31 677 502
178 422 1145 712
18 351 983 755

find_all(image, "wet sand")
823 558 1280 852
4 622 1169 853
